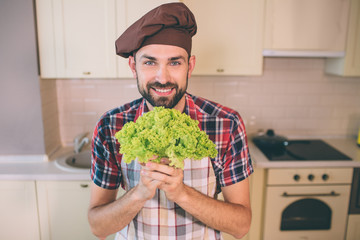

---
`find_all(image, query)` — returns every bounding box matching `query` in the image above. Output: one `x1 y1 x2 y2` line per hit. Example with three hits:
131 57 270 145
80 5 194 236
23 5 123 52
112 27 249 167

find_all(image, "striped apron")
115 156 222 240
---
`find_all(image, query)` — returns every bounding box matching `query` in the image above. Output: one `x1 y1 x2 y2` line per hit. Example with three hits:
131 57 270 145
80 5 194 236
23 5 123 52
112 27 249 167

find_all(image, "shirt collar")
184 93 197 121
134 98 149 122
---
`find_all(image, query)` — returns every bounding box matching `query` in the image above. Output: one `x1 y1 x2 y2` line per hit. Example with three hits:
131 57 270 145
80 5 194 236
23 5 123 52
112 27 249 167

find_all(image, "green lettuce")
115 107 218 169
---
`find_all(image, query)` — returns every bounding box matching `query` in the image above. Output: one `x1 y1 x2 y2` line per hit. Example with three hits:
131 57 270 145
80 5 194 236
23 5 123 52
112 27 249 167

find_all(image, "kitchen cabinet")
37 181 98 239
36 0 178 79
263 0 350 57
220 168 266 240
181 0 264 76
346 215 360 240
36 0 117 78
0 181 40 240
217 168 265 240
325 0 360 77
36 0 263 78
36 180 126 240
115 0 179 78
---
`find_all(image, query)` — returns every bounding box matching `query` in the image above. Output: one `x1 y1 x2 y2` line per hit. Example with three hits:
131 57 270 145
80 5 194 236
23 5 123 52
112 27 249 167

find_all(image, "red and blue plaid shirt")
91 93 253 192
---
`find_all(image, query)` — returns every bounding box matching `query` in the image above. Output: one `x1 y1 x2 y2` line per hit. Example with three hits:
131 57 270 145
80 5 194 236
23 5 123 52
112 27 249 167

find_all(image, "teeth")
155 88 171 93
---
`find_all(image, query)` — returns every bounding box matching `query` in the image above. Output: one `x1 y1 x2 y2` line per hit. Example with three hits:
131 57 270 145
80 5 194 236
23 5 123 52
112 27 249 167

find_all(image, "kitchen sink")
55 150 91 173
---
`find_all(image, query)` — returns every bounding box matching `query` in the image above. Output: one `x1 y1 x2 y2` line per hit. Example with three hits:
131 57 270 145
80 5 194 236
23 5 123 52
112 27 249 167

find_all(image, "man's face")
129 44 195 112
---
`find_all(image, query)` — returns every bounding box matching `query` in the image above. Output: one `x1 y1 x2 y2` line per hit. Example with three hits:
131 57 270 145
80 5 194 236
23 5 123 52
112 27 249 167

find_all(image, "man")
88 3 253 240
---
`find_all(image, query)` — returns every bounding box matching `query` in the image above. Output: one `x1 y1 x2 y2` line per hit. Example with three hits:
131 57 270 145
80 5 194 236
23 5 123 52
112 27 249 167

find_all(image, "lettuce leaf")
115 107 218 169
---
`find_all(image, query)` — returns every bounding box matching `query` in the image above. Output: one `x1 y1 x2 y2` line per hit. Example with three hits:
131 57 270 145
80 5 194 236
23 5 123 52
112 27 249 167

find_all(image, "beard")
137 77 188 109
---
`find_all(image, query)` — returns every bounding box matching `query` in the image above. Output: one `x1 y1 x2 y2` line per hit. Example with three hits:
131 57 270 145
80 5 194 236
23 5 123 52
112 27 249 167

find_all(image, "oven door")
263 185 351 240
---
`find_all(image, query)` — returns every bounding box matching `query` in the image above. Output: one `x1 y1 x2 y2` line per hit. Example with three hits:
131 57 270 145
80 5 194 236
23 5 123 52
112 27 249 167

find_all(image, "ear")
128 56 137 78
187 55 196 79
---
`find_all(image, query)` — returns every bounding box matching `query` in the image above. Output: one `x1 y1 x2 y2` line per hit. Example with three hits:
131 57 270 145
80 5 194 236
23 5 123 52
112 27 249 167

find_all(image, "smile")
154 88 172 93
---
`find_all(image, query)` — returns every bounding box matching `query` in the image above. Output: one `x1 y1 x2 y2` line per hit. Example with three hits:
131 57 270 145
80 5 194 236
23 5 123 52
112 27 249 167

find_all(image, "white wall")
0 0 45 154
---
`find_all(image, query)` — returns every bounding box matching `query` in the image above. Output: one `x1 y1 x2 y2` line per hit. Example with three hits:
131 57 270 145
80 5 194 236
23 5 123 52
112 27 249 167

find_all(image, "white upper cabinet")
115 0 179 78
325 0 360 76
182 0 264 76
36 0 179 78
36 0 117 78
263 0 350 57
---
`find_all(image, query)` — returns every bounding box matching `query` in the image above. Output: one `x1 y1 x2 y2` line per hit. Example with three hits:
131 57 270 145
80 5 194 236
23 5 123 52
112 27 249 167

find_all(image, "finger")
137 174 162 200
143 170 171 184
149 155 158 161
145 162 176 176
140 170 163 188
160 158 171 165
143 167 184 187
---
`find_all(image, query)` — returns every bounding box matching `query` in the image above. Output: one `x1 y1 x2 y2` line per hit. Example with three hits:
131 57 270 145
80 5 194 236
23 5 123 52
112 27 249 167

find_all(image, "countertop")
0 147 91 181
0 138 359 181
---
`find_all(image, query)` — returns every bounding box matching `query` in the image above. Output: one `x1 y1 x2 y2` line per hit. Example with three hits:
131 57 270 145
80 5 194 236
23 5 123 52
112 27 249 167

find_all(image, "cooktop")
254 139 352 161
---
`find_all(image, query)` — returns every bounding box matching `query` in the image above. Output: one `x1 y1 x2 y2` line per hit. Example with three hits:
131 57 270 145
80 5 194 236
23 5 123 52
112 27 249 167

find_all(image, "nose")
155 64 170 84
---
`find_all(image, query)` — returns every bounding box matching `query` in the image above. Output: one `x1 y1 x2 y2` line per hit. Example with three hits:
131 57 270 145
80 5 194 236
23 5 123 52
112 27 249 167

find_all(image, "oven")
263 168 353 240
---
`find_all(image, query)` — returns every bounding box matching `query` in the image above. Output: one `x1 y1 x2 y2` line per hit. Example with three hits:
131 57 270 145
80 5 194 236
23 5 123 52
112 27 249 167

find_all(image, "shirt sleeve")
219 113 253 187
90 117 122 190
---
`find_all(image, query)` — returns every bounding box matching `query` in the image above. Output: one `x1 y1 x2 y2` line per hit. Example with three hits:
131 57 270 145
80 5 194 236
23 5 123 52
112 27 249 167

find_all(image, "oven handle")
281 191 340 197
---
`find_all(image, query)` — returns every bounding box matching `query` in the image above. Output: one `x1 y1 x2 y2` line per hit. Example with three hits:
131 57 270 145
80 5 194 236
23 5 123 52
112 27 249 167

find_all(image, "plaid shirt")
91 93 253 239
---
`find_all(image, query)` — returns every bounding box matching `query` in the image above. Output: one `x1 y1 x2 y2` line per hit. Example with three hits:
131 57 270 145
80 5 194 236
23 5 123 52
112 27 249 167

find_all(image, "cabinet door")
37 181 127 240
264 0 350 52
182 0 264 76
37 181 96 240
36 0 117 78
115 0 179 78
0 181 40 240
325 0 360 76
346 215 360 240
37 181 125 240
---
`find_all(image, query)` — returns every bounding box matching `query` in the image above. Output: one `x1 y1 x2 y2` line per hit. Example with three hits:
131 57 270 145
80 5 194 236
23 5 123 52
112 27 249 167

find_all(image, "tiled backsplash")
40 79 61 155
44 58 360 147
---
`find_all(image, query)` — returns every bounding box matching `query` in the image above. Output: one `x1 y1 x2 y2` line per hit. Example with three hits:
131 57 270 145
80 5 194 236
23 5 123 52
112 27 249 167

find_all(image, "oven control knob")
293 174 300 181
308 174 315 181
322 174 329 181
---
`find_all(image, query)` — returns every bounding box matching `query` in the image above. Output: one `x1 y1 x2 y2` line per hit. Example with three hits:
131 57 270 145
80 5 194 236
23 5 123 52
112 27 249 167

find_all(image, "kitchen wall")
40 79 61 155
47 57 360 147
0 0 46 155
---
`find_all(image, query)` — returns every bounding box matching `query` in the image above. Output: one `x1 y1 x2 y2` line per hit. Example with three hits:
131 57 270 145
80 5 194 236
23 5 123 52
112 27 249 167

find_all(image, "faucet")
74 132 90 153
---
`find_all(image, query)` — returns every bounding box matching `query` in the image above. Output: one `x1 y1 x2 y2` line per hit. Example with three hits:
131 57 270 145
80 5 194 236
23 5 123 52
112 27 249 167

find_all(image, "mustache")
147 82 178 89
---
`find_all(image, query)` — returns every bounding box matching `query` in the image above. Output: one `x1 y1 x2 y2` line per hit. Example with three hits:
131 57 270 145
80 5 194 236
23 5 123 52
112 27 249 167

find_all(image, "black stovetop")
254 139 352 161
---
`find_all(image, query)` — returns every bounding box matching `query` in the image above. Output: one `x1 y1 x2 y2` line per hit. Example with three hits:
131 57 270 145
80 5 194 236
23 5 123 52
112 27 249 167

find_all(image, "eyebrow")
139 54 186 62
169 56 186 62
139 55 156 61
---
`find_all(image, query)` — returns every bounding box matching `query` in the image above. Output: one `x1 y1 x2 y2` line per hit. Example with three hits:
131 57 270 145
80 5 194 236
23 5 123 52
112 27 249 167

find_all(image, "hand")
140 158 186 202
134 158 163 201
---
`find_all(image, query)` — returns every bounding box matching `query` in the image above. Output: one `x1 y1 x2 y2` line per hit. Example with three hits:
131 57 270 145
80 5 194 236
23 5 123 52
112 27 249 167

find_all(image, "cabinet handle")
80 184 89 188
216 69 224 73
83 71 91 75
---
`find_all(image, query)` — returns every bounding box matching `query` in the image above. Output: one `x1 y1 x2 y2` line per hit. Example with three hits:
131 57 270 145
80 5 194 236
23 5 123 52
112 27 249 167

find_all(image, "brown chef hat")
115 2 197 58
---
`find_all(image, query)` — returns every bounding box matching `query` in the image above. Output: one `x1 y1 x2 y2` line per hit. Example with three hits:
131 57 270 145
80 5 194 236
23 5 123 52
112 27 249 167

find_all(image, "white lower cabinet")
346 215 360 240
0 181 40 240
36 181 117 240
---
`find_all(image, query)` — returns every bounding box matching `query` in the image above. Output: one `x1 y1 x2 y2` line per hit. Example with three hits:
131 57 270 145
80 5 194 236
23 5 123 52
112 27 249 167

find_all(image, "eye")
170 61 181 66
144 61 155 66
